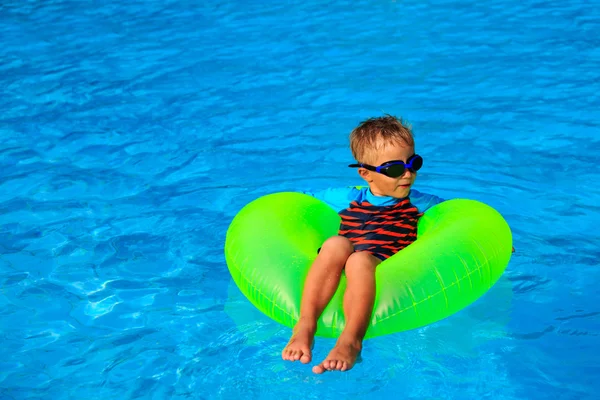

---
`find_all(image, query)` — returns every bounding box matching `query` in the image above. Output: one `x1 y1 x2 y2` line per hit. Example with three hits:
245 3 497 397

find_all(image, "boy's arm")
409 189 445 213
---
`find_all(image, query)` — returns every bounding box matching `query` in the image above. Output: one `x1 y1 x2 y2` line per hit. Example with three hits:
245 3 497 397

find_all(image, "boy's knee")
345 251 379 273
321 236 354 256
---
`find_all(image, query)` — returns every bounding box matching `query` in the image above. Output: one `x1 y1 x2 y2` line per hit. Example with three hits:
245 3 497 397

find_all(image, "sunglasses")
348 154 423 178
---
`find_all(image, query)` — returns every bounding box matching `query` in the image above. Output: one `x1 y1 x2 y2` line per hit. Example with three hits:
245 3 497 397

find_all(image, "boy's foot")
281 318 315 364
312 337 362 373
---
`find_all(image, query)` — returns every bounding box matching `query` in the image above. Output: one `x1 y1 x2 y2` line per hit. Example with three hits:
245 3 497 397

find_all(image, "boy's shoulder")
304 186 445 213
408 189 445 213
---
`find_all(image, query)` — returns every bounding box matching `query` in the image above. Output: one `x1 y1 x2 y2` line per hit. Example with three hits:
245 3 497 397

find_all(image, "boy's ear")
358 168 373 182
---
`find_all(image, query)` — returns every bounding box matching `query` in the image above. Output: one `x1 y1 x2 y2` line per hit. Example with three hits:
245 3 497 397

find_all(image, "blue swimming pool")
1 0 599 398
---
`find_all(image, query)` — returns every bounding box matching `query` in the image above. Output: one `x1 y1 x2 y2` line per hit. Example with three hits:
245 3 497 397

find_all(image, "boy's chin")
393 186 411 198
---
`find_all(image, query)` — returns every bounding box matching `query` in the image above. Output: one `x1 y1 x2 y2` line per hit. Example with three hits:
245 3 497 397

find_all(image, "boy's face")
358 140 417 198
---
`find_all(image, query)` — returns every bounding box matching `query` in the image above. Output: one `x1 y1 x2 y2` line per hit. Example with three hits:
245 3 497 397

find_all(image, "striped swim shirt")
338 197 422 260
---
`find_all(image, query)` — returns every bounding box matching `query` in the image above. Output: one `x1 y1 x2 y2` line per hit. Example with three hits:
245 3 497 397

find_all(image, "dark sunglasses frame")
348 154 423 178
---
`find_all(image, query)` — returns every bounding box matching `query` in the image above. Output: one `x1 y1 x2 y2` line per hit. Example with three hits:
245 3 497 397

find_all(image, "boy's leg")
312 251 380 374
282 236 354 363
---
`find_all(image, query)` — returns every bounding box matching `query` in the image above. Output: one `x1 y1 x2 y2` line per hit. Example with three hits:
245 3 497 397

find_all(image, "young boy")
281 115 445 374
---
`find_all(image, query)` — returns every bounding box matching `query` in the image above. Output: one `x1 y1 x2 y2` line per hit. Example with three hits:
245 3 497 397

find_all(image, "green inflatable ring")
225 192 512 338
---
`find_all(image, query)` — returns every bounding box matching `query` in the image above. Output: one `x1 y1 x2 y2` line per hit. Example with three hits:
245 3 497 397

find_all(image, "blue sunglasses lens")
381 155 423 177
382 164 407 177
410 155 423 171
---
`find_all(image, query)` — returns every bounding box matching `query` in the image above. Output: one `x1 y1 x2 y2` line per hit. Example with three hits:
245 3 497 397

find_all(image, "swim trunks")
338 197 422 260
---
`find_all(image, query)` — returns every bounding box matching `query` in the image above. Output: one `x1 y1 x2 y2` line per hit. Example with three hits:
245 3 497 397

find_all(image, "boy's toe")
299 349 311 364
299 350 307 360
300 354 310 364
312 364 325 374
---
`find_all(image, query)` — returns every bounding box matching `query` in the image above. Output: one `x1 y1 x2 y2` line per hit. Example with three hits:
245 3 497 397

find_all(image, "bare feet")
312 337 362 373
281 318 315 364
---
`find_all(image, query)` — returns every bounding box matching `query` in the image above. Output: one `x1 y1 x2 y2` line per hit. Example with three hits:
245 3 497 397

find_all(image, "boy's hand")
512 247 515 253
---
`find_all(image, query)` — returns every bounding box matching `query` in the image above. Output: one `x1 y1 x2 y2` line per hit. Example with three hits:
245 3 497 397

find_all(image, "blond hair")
349 115 414 162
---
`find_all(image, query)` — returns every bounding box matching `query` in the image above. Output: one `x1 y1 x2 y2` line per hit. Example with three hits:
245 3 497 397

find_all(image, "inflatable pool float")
224 192 512 338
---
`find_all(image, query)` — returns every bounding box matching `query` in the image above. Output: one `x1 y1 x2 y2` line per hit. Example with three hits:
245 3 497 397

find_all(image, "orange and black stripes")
338 198 422 260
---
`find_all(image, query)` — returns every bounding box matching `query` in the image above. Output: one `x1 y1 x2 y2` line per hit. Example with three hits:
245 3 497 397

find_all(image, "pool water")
1 0 599 399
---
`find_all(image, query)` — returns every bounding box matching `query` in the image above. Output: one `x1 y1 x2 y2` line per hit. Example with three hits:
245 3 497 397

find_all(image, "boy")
281 115 445 374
